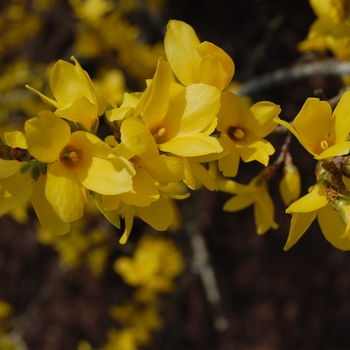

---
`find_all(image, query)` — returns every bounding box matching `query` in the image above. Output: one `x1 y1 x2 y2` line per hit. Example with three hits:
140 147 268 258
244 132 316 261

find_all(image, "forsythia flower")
283 177 350 251
26 56 101 132
25 111 135 225
114 234 184 293
275 91 350 160
217 91 280 177
217 176 278 235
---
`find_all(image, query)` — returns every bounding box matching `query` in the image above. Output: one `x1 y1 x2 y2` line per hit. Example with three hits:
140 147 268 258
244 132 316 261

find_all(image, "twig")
238 59 350 96
184 191 228 334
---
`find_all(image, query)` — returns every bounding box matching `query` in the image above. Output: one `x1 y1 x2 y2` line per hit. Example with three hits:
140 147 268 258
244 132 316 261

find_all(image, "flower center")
60 145 83 169
320 140 329 151
152 126 167 143
227 126 245 140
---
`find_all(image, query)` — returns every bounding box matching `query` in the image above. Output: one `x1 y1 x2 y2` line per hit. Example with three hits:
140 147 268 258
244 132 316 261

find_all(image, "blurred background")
1 0 350 349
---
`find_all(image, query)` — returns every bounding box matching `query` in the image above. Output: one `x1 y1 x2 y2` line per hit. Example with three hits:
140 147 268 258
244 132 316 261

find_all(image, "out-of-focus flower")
114 234 184 292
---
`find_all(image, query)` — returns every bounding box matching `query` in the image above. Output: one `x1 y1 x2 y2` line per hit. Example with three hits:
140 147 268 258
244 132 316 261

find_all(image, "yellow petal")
55 96 98 132
283 211 317 250
241 102 279 138
46 162 85 222
120 117 159 160
134 194 173 231
25 84 59 108
218 135 240 177
254 187 278 234
50 58 95 107
4 131 27 148
31 174 70 235
164 20 201 85
142 58 172 130
316 141 350 160
223 193 255 211
189 161 217 191
159 133 222 157
199 54 231 91
121 168 159 207
293 98 332 154
0 172 32 216
286 181 327 213
141 155 184 183
0 160 21 178
196 41 234 88
169 84 220 136
78 155 134 195
217 91 243 132
318 205 350 251
25 111 71 163
330 90 350 143
237 137 275 165
119 206 134 244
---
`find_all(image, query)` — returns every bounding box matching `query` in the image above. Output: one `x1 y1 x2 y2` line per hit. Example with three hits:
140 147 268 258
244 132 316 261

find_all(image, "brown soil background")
2 0 350 349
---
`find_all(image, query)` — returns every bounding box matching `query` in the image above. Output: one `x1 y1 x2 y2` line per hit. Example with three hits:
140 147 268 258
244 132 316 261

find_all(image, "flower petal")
25 111 71 163
217 91 244 132
286 181 328 213
318 205 350 251
164 20 201 86
142 58 172 130
31 174 70 235
55 96 98 132
168 84 220 136
223 193 255 211
120 117 159 160
316 141 350 160
284 211 317 250
237 137 275 165
134 194 173 231
0 172 32 216
330 90 350 143
46 162 85 222
293 98 332 154
159 133 222 157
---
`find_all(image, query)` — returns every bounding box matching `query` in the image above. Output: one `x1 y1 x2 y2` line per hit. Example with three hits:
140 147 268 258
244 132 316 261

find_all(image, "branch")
238 59 350 96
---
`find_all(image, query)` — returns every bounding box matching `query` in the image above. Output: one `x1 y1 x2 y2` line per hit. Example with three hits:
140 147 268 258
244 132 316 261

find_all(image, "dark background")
2 0 350 349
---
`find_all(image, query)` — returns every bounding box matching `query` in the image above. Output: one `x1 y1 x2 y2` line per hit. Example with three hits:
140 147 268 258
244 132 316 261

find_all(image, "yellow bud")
279 164 301 206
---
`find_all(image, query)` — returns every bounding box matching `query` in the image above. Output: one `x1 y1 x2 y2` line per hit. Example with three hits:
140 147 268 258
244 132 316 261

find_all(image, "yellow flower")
217 91 280 177
299 0 350 60
276 91 350 160
284 178 350 251
218 176 278 235
25 111 135 223
114 234 184 292
26 56 100 132
164 20 234 90
121 58 222 158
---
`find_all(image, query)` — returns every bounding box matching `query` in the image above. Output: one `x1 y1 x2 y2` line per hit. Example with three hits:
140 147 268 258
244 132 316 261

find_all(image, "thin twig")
238 59 350 96
184 191 228 334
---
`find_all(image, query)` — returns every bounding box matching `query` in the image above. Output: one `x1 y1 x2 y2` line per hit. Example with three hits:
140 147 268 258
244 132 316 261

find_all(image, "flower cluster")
0 20 280 243
299 0 350 60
